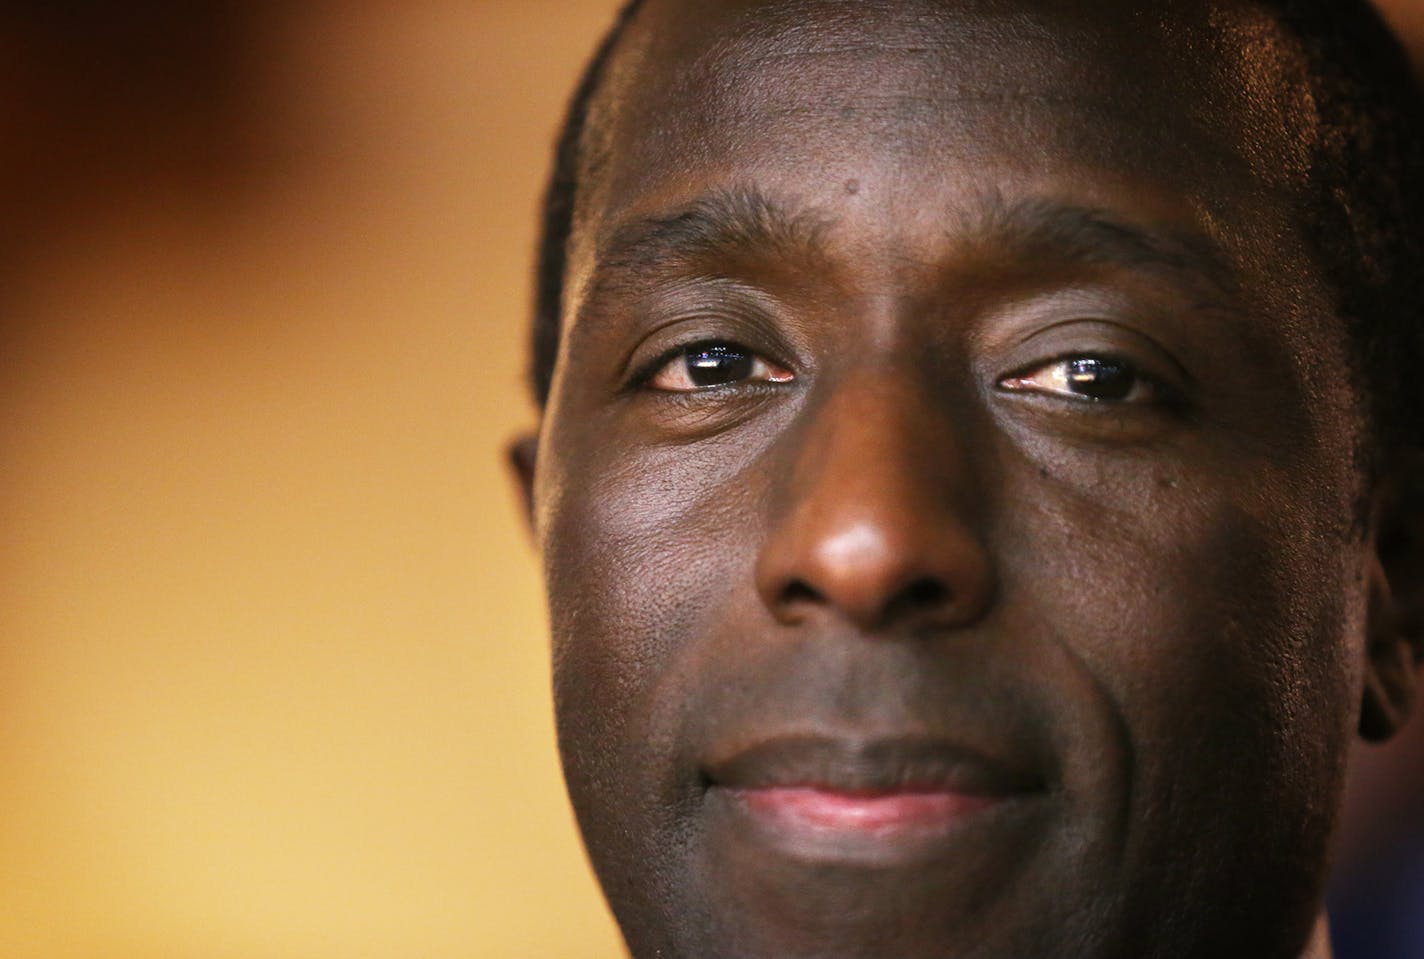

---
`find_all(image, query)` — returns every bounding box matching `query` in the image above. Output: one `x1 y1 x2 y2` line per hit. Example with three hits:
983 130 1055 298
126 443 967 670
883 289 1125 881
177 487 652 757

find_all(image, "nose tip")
753 379 996 634
757 514 993 632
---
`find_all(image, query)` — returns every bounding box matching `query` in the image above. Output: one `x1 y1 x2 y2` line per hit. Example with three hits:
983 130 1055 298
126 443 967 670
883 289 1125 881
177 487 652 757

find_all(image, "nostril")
774 576 954 626
904 578 949 607
780 579 823 607
877 577 953 625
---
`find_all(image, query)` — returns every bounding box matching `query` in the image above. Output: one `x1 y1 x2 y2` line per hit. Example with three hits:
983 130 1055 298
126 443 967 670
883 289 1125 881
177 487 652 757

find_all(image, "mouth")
702 734 1048 864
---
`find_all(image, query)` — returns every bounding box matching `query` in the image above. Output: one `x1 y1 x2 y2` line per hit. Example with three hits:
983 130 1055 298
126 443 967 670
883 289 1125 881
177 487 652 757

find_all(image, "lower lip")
731 786 998 836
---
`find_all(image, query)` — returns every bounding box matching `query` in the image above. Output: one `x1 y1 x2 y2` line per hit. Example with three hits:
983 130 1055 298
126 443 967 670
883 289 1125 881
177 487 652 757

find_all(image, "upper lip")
702 734 1046 797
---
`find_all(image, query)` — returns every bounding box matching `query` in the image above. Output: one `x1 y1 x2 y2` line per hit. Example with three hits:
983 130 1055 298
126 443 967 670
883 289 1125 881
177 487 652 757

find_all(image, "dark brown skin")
513 2 1423 957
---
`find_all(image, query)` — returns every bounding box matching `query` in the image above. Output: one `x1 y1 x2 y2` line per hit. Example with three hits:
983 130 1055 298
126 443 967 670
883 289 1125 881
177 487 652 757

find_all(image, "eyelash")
996 353 1182 409
631 340 795 393
629 342 1181 416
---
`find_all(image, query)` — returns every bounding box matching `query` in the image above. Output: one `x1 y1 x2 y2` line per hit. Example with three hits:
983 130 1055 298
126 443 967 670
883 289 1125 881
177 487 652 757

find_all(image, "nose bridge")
795 370 951 514
755 366 995 633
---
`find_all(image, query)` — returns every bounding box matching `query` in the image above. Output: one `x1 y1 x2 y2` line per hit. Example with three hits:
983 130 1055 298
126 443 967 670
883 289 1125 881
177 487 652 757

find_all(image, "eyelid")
620 303 799 390
990 308 1193 388
995 312 1194 380
608 277 795 378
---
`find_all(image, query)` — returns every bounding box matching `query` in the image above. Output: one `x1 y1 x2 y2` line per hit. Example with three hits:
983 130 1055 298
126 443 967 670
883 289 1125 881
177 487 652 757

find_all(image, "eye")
646 342 795 392
999 356 1154 403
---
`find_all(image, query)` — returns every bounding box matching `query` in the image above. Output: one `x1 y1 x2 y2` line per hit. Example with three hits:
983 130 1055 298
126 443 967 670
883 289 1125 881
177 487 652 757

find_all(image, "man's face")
531 2 1375 957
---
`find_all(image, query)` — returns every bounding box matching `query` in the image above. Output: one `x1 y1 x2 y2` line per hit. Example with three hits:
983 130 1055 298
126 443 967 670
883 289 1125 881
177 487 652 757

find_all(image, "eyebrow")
589 186 1240 301
591 187 831 286
980 196 1242 299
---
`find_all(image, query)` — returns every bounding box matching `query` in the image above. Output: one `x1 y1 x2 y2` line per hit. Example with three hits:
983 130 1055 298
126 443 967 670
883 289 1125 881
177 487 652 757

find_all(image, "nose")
755 371 995 633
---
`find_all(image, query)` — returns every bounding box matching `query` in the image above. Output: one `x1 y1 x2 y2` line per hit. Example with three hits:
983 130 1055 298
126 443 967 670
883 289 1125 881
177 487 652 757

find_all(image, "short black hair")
529 0 1424 456
530 0 647 410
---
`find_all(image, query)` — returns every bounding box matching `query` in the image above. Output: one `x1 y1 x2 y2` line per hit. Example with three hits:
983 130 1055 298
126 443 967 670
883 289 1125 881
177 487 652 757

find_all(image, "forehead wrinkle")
582 8 1291 250
584 0 1323 212
652 1 1146 117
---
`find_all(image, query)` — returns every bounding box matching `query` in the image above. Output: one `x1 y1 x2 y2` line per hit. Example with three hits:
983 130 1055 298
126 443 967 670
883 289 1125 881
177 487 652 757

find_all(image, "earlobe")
1360 465 1424 741
507 433 539 534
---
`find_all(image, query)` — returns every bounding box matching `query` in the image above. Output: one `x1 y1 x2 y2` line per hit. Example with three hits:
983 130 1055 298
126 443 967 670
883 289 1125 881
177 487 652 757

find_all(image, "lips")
702 734 1046 855
734 785 999 834
705 734 1043 794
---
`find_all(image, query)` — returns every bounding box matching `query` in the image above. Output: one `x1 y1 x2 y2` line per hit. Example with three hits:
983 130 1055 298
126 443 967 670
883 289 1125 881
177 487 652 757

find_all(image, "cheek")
1007 429 1364 749
1048 498 1353 736
537 426 771 871
1107 510 1356 783
538 401 787 704
1010 454 1363 946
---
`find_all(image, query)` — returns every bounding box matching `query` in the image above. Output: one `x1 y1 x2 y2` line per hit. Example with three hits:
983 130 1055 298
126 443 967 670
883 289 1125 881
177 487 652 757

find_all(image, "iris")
1064 357 1134 400
685 345 755 388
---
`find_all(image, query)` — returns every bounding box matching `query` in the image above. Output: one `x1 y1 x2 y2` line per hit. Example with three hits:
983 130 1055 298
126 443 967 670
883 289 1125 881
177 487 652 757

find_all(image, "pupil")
686 345 753 387
1066 358 1133 400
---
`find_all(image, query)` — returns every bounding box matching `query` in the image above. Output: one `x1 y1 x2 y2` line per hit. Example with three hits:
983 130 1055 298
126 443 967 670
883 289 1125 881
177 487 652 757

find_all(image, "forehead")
573 0 1321 264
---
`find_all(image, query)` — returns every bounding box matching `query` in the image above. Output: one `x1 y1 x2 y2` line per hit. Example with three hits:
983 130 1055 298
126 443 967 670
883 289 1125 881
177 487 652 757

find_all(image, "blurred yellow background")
2 3 625 957
0 3 1420 958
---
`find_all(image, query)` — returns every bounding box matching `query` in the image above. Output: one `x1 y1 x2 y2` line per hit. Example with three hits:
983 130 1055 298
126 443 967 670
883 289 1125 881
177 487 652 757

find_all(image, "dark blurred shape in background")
0 2 269 393
1332 718 1424 959
1 3 262 241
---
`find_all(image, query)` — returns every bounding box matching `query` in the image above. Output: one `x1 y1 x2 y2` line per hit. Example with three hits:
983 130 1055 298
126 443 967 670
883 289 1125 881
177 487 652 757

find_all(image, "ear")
1360 460 1424 741
507 433 539 534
